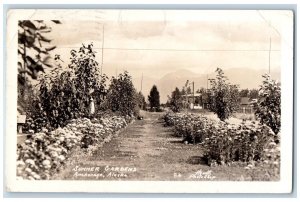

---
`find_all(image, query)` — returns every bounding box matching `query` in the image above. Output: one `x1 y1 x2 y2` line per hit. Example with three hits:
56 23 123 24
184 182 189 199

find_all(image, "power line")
54 46 280 52
269 37 272 74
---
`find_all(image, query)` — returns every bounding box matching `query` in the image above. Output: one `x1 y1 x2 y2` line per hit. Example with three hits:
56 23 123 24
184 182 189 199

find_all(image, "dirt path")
54 111 246 181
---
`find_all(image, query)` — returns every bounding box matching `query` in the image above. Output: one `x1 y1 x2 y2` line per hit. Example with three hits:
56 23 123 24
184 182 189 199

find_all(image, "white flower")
58 155 65 161
42 160 51 166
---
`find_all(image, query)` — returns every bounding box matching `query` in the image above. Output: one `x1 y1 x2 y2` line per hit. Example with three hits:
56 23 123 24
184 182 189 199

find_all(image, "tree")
239 89 249 97
209 68 240 121
18 20 61 115
148 85 160 111
18 20 61 85
196 87 207 107
136 91 147 110
106 71 137 116
28 44 108 130
168 87 184 112
249 89 259 99
255 74 281 135
69 43 107 115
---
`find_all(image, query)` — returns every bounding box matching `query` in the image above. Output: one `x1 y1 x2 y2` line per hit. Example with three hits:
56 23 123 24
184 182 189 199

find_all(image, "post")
186 88 188 112
269 37 271 74
101 25 105 76
192 81 195 109
141 73 143 92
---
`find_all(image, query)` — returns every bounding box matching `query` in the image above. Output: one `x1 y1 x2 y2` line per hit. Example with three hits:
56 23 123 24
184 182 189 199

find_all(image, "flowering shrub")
202 122 275 165
17 116 127 180
255 74 281 136
163 112 278 166
240 137 280 181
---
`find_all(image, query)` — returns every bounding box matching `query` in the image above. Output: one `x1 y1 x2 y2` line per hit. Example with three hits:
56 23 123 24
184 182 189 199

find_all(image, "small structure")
17 114 26 134
240 97 253 114
182 93 202 109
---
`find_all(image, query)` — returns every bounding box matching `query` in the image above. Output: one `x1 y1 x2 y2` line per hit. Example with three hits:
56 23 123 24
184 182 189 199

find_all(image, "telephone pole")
141 73 143 92
192 81 195 109
101 24 105 76
268 37 271 74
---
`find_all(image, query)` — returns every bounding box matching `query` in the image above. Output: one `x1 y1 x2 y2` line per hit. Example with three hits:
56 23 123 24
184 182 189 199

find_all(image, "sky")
42 10 293 80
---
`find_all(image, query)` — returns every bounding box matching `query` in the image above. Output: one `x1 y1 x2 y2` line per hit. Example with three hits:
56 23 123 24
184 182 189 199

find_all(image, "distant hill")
133 68 281 103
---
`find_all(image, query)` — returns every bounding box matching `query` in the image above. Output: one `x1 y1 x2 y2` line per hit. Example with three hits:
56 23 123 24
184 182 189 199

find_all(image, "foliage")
17 116 128 180
209 68 240 121
148 85 160 111
136 91 147 110
249 89 259 99
18 20 61 85
25 43 108 131
239 89 249 97
168 87 184 112
181 86 192 95
69 43 108 115
105 71 137 116
255 74 281 135
163 112 278 166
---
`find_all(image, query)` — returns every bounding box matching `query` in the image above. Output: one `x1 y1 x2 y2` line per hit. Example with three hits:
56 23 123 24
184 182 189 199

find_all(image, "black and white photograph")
5 9 294 193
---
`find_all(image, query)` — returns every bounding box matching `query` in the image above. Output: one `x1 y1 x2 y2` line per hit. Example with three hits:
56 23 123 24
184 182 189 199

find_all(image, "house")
240 97 251 106
240 97 255 114
182 93 202 109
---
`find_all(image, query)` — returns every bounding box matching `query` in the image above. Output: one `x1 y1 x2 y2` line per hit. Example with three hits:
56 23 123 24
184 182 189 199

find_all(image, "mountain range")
132 68 281 103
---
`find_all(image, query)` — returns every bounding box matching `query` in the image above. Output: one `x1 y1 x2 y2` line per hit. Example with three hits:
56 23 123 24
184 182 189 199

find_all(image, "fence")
237 106 254 114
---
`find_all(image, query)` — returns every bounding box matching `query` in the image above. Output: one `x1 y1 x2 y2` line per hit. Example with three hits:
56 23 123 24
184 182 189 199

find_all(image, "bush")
209 68 240 121
25 43 108 132
168 87 184 112
148 85 160 111
255 74 281 136
16 116 128 180
163 112 277 166
201 122 275 165
106 71 138 116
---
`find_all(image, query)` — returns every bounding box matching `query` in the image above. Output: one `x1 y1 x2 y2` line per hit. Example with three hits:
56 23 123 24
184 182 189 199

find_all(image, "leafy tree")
168 87 184 112
196 87 206 94
249 89 259 99
255 74 281 135
69 43 107 115
239 89 249 97
196 87 207 107
209 68 240 121
18 20 61 85
136 91 147 110
106 71 137 116
148 85 160 111
27 43 108 131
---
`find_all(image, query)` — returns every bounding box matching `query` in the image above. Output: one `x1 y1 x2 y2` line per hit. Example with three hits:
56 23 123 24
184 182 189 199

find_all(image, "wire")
54 46 280 52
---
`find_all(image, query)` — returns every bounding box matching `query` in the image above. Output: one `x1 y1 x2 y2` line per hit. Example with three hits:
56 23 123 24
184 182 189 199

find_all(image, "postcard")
5 9 294 193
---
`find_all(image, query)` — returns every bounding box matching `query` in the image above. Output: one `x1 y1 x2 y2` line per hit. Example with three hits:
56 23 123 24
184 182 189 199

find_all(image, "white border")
5 9 294 193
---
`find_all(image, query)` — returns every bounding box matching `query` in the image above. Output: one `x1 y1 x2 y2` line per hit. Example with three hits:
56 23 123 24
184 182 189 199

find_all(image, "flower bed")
163 112 279 167
16 116 129 180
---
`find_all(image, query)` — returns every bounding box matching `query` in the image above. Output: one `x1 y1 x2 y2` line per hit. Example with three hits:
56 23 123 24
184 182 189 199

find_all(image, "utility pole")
268 37 271 74
101 24 105 76
206 74 208 91
141 73 143 92
192 81 194 109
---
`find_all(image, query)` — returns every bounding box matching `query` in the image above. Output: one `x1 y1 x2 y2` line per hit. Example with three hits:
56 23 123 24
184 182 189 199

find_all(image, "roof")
240 97 251 105
183 93 201 98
